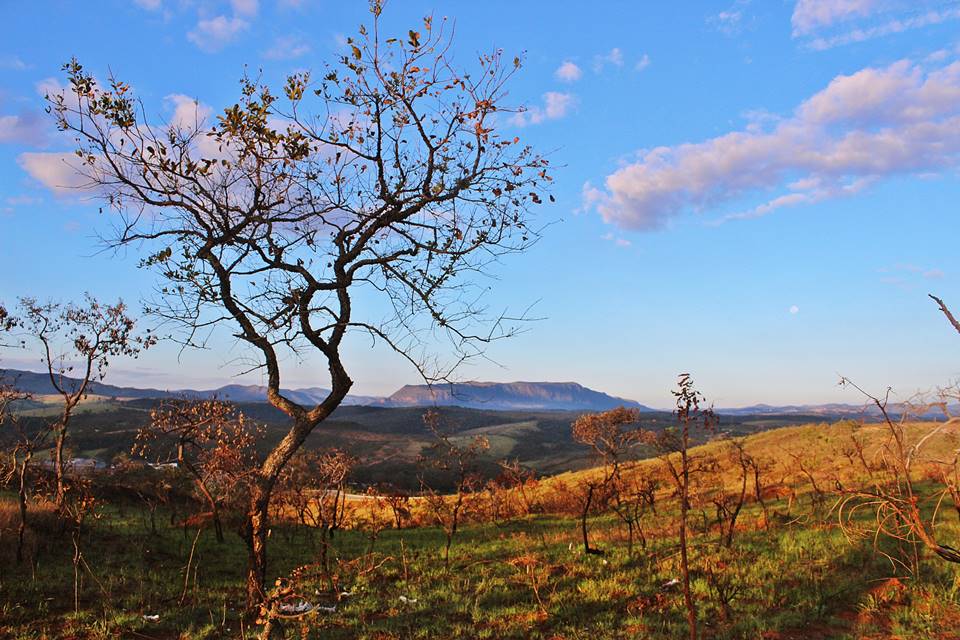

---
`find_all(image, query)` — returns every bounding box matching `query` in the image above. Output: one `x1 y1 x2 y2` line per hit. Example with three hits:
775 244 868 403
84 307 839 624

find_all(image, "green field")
3 420 960 639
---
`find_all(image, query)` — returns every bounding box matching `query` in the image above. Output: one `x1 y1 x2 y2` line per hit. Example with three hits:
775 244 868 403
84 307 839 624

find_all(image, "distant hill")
382 381 650 411
0 369 646 412
0 369 171 400
9 367 931 417
0 369 379 406
716 402 954 419
182 383 383 407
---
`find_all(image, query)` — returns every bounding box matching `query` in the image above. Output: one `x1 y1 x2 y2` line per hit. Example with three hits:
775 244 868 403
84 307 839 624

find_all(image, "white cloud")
231 0 258 17
554 61 582 83
133 0 163 10
544 92 573 119
709 0 752 36
807 7 960 50
2 193 41 215
791 0 879 35
18 152 90 195
263 35 311 61
6 194 41 206
188 15 249 52
635 54 651 72
584 58 960 231
601 232 632 248
789 305 800 314
0 55 30 70
0 111 47 146
879 263 946 290
593 48 624 73
892 263 945 279
510 92 576 127
35 77 67 100
164 94 213 130
792 1 960 49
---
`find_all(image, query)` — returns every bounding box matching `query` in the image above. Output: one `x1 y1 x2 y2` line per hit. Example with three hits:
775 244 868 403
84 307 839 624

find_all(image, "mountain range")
0 369 646 412
4 368 939 417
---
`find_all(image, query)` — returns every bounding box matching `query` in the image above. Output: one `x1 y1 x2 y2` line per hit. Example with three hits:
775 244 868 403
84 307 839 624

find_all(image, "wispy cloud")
584 57 960 230
188 15 250 52
17 152 90 195
635 54 651 72
2 194 42 215
792 0 960 50
183 1 260 53
601 232 632 248
510 92 576 127
554 61 582 83
879 262 946 290
709 0 752 36
0 111 47 146
0 55 30 70
593 48 623 73
263 34 311 61
164 94 213 130
791 0 879 36
231 0 258 17
35 77 67 100
133 0 163 10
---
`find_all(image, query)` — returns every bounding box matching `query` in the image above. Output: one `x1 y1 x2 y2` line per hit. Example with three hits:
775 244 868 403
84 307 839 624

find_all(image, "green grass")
2 492 959 639
4 418 960 638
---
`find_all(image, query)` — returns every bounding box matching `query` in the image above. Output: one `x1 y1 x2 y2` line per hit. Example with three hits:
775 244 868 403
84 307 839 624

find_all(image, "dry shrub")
0 496 60 562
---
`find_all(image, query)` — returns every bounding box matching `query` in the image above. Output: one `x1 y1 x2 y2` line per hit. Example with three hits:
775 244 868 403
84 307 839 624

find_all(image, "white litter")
279 601 315 615
660 578 681 589
317 605 337 613
398 595 418 604
338 591 353 598
142 614 160 623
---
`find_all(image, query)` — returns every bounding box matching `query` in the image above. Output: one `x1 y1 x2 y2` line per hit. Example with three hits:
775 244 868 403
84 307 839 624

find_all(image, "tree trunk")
212 508 224 543
245 484 271 609
679 441 697 640
16 460 28 564
580 484 604 555
184 454 225 544
54 429 66 507
149 504 157 535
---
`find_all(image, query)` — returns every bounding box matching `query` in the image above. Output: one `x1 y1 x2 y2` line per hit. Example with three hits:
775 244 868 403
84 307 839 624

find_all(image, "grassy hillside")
4 397 848 491
2 418 960 638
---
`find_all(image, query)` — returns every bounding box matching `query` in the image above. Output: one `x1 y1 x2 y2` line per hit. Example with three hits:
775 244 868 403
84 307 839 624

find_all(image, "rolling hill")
0 369 647 411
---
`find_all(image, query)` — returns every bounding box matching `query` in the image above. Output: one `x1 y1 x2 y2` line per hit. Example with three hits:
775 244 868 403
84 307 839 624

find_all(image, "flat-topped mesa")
383 381 648 411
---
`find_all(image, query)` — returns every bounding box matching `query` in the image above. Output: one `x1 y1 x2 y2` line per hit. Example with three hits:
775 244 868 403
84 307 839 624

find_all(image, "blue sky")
2 0 960 407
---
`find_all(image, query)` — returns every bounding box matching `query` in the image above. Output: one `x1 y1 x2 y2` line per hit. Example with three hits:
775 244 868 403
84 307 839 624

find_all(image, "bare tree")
17 295 153 507
2 384 40 564
419 410 489 568
50 4 550 605
278 448 354 591
497 458 539 516
570 406 647 556
656 373 717 640
0 311 38 564
712 440 751 548
831 294 960 570
136 398 259 542
375 482 412 529
837 378 960 570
